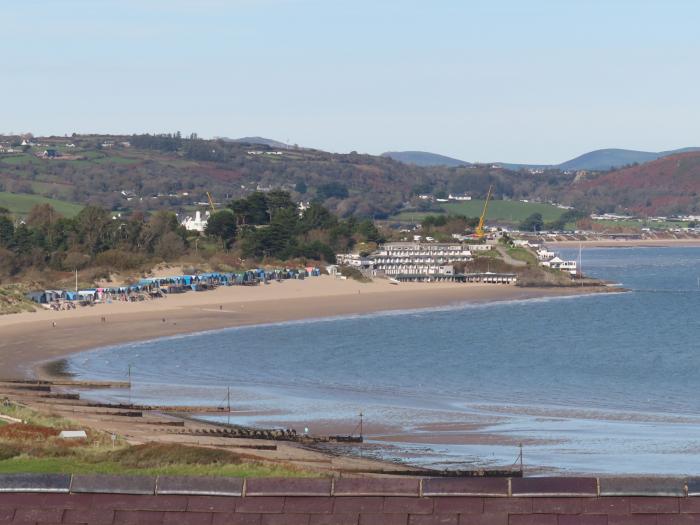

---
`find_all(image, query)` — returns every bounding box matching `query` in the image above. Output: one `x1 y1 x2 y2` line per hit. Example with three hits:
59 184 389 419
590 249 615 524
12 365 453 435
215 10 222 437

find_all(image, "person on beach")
52 322 56 328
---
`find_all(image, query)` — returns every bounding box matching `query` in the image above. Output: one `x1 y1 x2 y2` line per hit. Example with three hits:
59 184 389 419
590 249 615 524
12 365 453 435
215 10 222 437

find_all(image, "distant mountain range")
383 147 700 172
381 151 471 167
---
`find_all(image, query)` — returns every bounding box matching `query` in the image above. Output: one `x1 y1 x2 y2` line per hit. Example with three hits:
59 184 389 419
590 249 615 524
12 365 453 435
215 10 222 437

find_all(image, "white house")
181 210 210 233
536 248 556 261
542 256 577 275
335 253 373 269
448 193 472 201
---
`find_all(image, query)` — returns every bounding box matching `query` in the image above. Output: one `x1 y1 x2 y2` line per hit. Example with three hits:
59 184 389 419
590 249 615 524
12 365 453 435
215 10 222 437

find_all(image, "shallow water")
67 247 700 474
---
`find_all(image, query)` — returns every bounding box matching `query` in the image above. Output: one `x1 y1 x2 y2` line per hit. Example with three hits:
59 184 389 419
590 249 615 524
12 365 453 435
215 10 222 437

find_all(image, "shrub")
94 249 146 271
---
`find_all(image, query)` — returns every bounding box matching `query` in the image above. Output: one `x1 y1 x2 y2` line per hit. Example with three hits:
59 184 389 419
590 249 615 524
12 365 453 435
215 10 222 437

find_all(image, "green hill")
0 192 83 218
381 151 470 167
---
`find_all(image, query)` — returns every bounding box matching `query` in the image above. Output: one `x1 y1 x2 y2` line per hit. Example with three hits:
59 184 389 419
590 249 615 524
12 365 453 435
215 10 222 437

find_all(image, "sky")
2 0 699 164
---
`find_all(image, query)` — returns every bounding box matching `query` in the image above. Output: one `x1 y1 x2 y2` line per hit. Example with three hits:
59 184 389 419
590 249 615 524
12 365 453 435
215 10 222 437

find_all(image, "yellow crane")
475 185 493 239
206 192 217 212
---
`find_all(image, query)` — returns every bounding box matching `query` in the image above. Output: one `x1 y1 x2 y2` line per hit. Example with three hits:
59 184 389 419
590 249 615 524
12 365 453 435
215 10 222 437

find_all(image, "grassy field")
0 155 36 166
0 192 83 218
0 454 312 477
441 200 566 223
389 211 439 222
90 155 142 165
0 403 312 478
391 201 567 224
507 247 538 265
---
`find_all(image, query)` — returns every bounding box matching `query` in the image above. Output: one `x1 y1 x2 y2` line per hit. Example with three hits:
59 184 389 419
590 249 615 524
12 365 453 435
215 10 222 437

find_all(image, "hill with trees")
1 133 699 223
0 190 382 286
564 151 700 216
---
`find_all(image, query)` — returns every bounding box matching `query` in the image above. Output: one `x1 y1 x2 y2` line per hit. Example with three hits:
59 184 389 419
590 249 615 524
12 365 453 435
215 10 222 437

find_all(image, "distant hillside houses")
591 213 637 221
448 193 471 201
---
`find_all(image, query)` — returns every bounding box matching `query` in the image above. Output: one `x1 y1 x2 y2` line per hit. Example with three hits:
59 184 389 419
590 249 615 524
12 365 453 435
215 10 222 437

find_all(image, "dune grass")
0 403 313 477
0 454 312 477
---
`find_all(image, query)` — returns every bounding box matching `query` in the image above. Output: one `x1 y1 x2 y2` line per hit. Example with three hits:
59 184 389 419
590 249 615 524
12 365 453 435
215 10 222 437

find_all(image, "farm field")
441 200 566 223
0 191 83 218
391 200 567 224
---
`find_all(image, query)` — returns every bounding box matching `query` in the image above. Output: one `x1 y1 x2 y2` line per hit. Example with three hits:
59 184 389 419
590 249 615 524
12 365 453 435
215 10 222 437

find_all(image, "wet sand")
0 276 607 381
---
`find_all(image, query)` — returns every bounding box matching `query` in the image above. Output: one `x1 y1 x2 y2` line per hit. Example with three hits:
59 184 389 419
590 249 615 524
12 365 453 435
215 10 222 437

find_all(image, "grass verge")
0 403 313 477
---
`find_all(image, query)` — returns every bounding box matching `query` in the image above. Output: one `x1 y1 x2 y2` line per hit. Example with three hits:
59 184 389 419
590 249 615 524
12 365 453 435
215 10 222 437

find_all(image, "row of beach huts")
26 267 323 307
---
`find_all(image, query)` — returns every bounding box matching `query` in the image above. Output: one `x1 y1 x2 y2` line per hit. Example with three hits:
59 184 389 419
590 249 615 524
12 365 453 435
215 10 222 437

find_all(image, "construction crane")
475 185 493 239
206 192 217 212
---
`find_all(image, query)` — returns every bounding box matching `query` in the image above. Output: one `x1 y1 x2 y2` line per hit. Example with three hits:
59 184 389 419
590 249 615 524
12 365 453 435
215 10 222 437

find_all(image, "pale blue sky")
2 0 699 163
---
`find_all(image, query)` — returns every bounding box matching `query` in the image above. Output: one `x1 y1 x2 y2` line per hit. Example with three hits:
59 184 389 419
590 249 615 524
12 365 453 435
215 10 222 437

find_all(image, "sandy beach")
0 276 614 475
0 276 607 381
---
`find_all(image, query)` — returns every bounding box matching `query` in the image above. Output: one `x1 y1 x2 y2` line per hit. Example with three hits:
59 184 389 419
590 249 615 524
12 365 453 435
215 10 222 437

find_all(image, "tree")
26 204 61 248
295 180 307 194
74 206 113 255
519 212 544 232
205 210 237 249
0 216 14 247
229 192 269 225
140 211 182 253
300 203 335 231
266 190 296 220
316 182 349 201
355 219 382 243
154 231 185 260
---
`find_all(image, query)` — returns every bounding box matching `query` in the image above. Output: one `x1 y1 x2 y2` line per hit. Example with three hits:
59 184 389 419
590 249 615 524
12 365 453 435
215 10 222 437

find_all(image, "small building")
181 210 210 233
41 149 60 159
542 256 577 275
448 193 472 201
335 253 372 269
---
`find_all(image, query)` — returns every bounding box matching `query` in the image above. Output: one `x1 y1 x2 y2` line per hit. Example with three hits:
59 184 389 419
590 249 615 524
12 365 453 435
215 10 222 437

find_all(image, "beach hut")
26 291 48 304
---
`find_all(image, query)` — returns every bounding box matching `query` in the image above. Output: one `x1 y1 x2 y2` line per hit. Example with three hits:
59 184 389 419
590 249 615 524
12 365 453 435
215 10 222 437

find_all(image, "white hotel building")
338 242 473 278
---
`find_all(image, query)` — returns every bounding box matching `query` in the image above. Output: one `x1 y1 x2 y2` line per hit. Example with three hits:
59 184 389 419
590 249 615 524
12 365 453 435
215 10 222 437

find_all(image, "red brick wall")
0 474 697 524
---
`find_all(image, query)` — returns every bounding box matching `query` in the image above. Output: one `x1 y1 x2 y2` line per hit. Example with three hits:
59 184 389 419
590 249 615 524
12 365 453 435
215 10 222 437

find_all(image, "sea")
65 246 700 474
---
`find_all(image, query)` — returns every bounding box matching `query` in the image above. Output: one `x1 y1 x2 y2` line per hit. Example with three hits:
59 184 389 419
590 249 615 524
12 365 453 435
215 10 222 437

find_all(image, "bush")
94 249 146 271
62 252 91 271
0 443 22 461
154 232 185 261
340 266 371 283
109 443 241 467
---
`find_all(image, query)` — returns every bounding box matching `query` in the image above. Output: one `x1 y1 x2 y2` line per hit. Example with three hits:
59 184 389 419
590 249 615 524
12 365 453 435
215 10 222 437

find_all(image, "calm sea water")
67 247 700 474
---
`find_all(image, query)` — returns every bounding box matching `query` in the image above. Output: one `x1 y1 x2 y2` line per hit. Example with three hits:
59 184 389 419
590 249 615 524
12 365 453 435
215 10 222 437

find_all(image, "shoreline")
0 276 612 382
0 276 616 475
547 238 700 248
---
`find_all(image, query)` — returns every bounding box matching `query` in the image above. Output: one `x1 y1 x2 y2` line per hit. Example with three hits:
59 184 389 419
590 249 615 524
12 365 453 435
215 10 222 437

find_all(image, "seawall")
1 474 699 524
